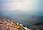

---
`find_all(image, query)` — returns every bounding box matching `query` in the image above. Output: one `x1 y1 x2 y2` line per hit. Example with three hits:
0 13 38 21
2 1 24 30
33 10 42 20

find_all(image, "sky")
1 0 32 11
0 0 43 16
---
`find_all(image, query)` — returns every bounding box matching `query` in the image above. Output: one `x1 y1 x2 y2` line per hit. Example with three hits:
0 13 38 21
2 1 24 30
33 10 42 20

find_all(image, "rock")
0 16 26 30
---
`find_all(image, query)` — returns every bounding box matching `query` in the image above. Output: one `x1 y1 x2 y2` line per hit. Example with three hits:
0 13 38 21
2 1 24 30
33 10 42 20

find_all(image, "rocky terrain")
0 16 26 30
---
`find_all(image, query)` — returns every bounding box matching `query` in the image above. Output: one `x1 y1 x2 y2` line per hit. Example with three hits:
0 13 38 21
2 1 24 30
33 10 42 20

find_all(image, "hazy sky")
0 0 43 16
1 0 32 11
